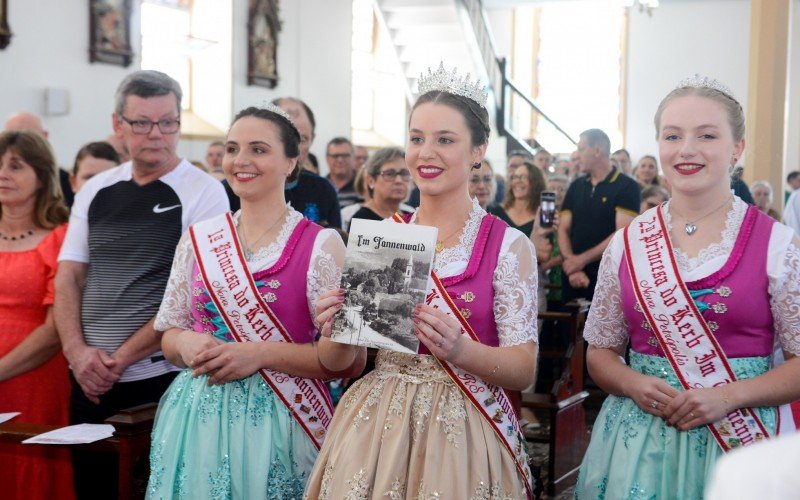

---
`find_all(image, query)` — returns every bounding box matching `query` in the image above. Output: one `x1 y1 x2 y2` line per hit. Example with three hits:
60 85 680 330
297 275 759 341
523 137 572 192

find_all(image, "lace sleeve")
583 232 630 349
769 238 800 356
154 232 195 332
306 229 346 319
493 230 539 346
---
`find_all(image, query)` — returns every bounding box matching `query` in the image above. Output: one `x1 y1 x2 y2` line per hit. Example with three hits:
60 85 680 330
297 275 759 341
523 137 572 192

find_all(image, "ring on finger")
689 411 696 418
435 340 443 348
650 400 659 409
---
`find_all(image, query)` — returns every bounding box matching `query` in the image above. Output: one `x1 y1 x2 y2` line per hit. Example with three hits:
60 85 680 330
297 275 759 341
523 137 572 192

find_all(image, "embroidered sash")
190 213 333 450
624 206 770 451
392 214 533 498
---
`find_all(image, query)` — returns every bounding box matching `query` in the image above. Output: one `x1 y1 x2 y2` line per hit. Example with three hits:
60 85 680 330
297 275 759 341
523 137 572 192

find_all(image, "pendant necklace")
678 195 732 236
435 225 463 253
240 207 288 260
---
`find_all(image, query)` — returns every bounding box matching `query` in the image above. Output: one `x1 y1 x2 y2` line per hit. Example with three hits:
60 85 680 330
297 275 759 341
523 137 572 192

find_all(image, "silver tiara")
677 74 736 100
259 101 296 128
417 63 488 108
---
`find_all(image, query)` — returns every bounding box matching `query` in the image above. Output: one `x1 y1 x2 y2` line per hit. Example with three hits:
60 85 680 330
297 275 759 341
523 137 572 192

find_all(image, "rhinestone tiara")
417 63 488 108
258 101 296 129
676 74 736 101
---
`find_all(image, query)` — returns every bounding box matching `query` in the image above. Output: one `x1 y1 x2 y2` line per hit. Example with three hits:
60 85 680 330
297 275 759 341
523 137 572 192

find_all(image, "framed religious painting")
247 0 281 88
89 0 134 67
0 0 11 49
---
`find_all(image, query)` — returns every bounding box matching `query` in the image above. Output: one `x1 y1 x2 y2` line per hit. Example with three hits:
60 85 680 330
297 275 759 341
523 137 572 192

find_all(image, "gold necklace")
416 207 470 253
674 196 732 236
239 207 288 260
434 225 463 253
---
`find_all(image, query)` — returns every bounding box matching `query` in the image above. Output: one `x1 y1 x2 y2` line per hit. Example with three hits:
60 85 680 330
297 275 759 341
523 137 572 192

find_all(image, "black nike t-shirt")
59 160 229 381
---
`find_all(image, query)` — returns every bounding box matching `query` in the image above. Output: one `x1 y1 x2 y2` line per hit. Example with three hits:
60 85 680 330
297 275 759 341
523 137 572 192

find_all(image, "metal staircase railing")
455 0 578 155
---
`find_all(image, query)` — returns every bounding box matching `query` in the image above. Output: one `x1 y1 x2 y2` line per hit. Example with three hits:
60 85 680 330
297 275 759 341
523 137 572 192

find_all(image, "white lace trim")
493 247 539 346
154 234 194 332
410 198 485 274
233 208 303 271
664 197 747 273
306 240 344 319
582 243 629 348
769 242 800 356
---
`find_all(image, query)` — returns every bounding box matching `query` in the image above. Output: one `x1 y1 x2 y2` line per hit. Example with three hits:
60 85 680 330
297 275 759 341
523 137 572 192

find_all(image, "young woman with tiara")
145 104 365 499
305 64 539 499
574 76 800 498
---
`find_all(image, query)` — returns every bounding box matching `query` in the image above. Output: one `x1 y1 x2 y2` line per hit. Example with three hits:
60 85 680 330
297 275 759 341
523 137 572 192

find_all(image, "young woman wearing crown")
304 64 540 499
145 105 365 499
574 77 800 498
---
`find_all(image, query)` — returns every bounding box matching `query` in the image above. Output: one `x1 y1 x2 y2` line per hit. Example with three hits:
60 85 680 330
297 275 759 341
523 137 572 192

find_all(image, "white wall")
624 1 751 163
785 0 800 179
0 0 135 165
0 0 352 173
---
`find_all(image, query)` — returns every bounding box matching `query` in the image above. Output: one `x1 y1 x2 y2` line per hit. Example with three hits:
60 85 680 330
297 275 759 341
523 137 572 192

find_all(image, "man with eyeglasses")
55 70 228 499
326 136 363 208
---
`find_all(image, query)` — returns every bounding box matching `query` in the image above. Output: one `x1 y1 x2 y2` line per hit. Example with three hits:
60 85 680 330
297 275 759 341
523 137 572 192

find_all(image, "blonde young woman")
306 66 539 498
575 77 800 498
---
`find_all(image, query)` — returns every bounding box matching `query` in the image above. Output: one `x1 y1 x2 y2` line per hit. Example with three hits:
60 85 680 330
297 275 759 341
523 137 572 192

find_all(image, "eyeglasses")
378 169 411 180
120 116 180 135
327 153 352 161
509 174 529 182
469 175 494 185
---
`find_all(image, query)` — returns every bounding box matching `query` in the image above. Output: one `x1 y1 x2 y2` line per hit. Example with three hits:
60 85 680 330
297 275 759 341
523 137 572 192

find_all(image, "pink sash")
392 214 533 498
624 206 770 450
190 213 333 450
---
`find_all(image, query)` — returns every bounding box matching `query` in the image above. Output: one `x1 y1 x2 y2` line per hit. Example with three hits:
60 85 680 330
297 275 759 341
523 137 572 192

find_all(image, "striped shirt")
59 160 229 382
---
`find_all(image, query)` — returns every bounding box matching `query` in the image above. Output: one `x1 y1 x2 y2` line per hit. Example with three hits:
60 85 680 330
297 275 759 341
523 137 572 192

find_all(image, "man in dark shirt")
325 136 362 209
558 129 640 303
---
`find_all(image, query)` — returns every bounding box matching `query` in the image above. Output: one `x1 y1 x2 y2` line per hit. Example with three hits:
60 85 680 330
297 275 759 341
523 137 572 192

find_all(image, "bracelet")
484 364 500 379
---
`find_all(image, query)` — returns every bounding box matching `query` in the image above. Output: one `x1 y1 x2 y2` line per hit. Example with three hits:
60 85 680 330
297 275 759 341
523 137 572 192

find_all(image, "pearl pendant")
684 223 697 235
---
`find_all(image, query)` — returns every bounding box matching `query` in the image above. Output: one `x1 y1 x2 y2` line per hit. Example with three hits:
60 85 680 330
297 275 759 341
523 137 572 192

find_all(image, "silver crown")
417 63 488 108
677 74 735 100
259 101 296 128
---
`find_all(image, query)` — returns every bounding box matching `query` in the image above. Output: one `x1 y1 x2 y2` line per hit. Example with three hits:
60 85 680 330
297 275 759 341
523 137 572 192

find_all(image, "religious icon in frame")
89 0 134 67
0 0 11 50
247 0 281 88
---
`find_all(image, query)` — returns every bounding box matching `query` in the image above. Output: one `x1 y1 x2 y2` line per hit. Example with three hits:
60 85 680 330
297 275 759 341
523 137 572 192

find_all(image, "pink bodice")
414 214 508 355
621 206 776 358
190 218 322 343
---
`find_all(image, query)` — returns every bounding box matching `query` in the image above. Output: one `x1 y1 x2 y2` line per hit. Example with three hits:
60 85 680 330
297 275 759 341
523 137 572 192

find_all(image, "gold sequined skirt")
304 351 527 499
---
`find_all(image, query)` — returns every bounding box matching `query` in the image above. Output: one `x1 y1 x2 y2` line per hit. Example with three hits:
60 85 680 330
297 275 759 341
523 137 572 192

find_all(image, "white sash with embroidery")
393 214 533 498
624 206 771 451
190 213 333 450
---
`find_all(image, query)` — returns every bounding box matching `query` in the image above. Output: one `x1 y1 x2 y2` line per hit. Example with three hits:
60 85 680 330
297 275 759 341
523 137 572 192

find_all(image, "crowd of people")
1 65 799 500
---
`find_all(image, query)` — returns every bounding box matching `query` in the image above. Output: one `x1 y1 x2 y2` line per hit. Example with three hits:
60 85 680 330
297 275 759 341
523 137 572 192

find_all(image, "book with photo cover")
330 218 438 354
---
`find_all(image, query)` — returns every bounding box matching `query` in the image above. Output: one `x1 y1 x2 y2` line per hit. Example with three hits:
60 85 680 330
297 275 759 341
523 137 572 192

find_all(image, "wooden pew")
524 299 591 497
0 403 157 500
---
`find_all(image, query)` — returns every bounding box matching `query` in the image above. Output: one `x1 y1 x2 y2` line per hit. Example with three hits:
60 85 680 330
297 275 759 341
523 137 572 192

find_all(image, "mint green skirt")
574 352 775 500
146 369 318 499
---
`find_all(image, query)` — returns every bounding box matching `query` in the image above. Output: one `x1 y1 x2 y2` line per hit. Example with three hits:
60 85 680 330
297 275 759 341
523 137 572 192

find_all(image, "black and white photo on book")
331 218 437 353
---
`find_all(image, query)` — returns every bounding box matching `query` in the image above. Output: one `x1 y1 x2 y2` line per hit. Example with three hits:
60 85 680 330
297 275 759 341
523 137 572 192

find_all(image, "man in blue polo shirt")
558 129 640 303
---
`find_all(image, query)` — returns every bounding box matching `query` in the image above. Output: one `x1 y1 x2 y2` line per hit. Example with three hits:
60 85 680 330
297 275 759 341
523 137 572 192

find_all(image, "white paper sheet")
0 412 20 425
22 423 115 445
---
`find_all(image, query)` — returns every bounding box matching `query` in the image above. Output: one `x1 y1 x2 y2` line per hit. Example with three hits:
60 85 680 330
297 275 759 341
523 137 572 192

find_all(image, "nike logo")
153 204 182 214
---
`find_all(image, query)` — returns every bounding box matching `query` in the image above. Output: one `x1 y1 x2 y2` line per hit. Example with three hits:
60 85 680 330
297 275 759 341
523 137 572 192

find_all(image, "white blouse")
155 208 345 332
584 197 800 356
406 198 539 346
